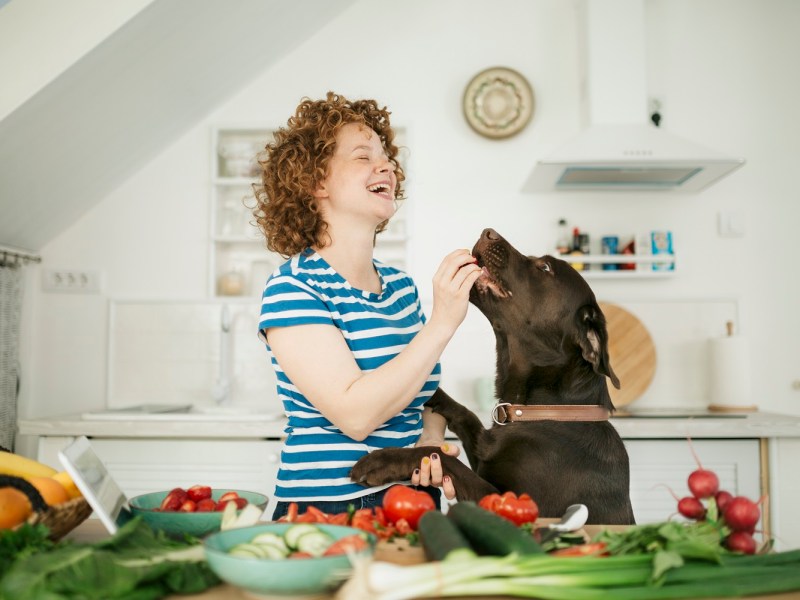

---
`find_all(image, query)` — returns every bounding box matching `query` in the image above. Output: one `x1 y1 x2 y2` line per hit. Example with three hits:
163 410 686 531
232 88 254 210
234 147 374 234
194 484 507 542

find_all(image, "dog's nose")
483 228 500 240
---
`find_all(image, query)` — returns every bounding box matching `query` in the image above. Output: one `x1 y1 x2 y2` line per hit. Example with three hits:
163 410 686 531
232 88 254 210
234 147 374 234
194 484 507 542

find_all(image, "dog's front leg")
426 388 486 470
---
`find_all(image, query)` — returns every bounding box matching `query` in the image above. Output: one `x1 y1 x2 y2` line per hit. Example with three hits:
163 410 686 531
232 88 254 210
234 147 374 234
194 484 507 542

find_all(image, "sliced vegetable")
448 501 543 556
295 530 335 557
418 509 476 562
284 523 324 550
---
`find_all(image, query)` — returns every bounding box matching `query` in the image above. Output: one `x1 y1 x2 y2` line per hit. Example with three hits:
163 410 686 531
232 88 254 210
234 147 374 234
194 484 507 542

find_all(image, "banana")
0 450 58 479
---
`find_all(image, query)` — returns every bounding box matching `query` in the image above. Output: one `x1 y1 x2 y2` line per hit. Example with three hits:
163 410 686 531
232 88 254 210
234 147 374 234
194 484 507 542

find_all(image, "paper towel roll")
709 334 755 410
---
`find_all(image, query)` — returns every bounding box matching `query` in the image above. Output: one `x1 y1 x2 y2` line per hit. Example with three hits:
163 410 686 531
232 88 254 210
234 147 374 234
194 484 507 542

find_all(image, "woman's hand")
428 249 482 334
411 442 460 500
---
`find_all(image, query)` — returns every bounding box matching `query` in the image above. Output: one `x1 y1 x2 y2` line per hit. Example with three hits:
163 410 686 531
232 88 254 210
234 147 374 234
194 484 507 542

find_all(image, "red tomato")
328 512 350 526
178 499 197 512
288 551 313 559
215 497 248 511
382 485 435 530
196 498 216 512
478 491 539 526
550 542 609 557
187 485 212 502
323 534 369 556
160 488 188 511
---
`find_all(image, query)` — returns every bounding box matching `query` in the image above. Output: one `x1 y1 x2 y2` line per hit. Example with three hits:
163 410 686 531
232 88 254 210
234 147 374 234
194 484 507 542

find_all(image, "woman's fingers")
442 475 457 500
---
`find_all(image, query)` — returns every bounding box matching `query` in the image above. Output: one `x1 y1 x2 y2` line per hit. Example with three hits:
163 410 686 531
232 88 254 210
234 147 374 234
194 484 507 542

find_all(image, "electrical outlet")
42 269 102 293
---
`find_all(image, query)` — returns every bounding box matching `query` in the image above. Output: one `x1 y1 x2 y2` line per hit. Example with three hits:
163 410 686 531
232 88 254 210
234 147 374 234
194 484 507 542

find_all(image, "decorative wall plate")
463 67 534 139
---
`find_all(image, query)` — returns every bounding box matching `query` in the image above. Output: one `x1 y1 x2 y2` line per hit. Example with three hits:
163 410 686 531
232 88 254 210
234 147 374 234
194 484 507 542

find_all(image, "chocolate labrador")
350 228 635 524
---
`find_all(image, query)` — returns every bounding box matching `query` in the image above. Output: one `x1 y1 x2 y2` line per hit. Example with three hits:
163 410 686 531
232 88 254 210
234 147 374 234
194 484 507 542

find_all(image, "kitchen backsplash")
108 300 277 410
108 297 738 415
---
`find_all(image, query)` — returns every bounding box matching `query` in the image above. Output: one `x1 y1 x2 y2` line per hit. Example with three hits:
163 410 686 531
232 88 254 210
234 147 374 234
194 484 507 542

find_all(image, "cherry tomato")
195 498 216 512
159 488 188 511
382 485 436 530
178 499 197 512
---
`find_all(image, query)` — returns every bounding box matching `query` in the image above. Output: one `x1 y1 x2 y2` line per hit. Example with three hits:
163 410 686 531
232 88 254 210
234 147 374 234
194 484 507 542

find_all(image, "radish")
714 490 733 512
725 530 757 554
722 496 760 532
685 437 720 499
688 469 719 499
678 496 706 520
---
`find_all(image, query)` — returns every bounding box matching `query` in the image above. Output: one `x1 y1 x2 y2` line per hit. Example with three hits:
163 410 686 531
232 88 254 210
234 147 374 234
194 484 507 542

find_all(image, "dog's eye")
538 262 552 273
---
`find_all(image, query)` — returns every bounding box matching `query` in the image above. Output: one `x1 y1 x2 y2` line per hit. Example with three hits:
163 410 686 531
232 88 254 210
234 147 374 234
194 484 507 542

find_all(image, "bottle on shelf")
556 218 571 255
569 227 587 271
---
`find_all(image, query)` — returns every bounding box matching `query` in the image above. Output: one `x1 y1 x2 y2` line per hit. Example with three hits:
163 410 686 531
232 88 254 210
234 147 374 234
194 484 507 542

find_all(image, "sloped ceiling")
0 0 354 252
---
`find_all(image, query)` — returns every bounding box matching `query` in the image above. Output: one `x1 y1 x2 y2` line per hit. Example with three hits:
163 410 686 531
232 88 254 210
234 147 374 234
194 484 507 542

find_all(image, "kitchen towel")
708 326 755 411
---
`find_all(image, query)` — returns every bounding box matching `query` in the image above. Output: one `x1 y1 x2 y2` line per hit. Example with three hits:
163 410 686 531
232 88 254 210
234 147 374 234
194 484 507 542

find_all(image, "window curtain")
0 260 23 451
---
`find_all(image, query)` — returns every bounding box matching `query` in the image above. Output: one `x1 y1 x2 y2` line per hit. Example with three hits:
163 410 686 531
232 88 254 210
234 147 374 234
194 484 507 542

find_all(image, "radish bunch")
669 439 762 554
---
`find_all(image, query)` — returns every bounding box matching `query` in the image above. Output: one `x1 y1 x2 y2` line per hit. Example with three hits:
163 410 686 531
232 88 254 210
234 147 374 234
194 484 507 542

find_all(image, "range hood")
524 0 744 193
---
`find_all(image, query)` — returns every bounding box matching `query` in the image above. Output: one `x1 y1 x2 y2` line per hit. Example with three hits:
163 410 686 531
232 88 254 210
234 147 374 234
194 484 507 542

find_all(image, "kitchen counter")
17 409 800 440
65 520 800 600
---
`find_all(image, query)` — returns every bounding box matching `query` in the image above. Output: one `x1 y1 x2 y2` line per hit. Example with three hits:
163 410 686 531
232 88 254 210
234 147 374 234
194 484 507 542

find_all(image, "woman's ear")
312 182 328 200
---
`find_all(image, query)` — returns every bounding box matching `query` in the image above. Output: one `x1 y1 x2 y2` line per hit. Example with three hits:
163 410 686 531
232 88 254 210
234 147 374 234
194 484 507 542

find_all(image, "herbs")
0 524 55 575
0 517 219 600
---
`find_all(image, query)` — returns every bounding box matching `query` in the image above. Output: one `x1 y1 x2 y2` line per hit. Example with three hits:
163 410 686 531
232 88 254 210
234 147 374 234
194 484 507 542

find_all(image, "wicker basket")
26 496 93 540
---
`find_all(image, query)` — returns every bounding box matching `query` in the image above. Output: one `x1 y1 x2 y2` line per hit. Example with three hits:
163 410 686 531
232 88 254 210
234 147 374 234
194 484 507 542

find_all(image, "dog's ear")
576 304 621 389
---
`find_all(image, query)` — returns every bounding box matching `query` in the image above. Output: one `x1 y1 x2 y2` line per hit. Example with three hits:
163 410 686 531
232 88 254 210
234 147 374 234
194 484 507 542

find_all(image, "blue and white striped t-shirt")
258 249 441 502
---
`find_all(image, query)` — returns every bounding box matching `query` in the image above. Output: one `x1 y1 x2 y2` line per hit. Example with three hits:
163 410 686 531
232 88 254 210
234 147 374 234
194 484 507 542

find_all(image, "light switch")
717 210 745 238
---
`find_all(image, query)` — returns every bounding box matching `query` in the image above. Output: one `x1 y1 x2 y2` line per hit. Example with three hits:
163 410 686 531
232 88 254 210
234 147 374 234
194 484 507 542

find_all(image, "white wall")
17 0 800 426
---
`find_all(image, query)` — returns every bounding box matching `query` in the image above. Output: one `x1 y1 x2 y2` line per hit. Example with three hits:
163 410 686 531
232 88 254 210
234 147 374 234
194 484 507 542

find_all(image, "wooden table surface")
66 519 800 600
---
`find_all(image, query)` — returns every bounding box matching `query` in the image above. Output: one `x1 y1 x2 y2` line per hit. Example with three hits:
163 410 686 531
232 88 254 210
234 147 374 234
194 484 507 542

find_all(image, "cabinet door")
625 439 761 524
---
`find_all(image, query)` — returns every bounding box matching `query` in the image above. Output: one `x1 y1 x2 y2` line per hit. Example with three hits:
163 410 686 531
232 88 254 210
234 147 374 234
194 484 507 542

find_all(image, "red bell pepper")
478 491 539 526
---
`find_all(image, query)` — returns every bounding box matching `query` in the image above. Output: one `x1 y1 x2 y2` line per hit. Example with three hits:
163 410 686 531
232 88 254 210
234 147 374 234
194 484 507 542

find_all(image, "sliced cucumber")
229 542 272 559
295 530 334 557
251 532 290 556
284 523 323 550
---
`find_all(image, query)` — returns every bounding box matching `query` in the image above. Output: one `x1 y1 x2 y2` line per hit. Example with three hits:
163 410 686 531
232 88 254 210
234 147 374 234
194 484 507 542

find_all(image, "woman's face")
315 122 397 227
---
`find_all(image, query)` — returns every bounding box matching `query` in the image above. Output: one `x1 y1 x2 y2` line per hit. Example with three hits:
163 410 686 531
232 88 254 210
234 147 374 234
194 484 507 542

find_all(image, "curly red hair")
252 92 406 257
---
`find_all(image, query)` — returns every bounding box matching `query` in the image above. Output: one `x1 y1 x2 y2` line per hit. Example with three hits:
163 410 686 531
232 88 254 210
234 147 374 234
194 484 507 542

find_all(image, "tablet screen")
58 436 132 534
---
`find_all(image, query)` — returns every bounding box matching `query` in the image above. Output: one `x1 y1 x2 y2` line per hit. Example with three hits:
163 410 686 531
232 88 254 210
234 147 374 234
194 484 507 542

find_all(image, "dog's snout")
483 228 500 241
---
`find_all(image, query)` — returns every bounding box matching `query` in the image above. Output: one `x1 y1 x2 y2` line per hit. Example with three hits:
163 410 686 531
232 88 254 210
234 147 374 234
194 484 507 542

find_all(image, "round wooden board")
599 302 656 407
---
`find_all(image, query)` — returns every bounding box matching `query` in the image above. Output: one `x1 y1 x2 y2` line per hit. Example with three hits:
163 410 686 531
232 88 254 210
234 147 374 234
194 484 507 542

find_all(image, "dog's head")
470 228 620 393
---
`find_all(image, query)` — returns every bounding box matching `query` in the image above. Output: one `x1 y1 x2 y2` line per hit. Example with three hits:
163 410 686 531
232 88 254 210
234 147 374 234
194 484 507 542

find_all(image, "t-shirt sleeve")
258 274 335 340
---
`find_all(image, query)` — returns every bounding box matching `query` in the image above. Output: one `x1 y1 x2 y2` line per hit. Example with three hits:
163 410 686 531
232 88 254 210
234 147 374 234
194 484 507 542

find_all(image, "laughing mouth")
367 182 393 199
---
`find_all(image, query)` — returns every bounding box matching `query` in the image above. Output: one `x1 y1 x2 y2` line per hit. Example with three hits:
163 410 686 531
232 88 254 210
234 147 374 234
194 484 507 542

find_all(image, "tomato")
550 542 609 557
288 551 314 559
478 491 539 526
323 534 369 556
305 505 330 522
217 491 240 503
382 485 435 530
160 487 188 511
351 508 378 534
277 502 299 522
178 499 197 512
187 485 212 502
328 512 350 526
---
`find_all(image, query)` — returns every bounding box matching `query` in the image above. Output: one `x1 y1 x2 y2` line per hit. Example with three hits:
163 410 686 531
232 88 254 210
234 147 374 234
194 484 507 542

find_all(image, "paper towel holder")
708 319 758 414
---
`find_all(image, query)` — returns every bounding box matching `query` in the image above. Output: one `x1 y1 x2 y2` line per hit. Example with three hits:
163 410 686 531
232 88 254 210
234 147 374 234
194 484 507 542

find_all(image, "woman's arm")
266 249 481 441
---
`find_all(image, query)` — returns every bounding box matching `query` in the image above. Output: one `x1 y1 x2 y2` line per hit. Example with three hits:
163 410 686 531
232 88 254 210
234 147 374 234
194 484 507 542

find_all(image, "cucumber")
251 532 290 556
418 509 476 562
448 501 544 556
284 523 322 550
295 530 334 557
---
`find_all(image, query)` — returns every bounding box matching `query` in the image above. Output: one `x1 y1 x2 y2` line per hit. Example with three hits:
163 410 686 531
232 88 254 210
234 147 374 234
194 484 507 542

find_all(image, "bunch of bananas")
0 450 83 529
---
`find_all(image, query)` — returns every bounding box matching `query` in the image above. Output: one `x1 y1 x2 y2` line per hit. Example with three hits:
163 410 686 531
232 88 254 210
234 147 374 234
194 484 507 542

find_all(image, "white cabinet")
624 439 761 525
210 126 411 298
38 436 284 518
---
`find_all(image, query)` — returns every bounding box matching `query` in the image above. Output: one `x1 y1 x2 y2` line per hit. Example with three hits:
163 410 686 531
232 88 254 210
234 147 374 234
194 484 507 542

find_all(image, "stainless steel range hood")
524 0 744 193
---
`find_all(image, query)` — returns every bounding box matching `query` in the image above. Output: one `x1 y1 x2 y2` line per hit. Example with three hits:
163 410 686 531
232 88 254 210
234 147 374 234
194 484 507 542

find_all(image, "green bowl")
129 489 268 538
204 523 375 596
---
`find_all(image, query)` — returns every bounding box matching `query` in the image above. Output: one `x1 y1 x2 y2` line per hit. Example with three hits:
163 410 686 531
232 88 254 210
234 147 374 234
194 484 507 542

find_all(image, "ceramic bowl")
204 523 375 596
128 489 268 538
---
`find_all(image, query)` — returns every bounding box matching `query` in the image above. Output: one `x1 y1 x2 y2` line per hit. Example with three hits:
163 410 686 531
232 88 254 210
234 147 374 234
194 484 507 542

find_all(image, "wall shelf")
555 252 676 279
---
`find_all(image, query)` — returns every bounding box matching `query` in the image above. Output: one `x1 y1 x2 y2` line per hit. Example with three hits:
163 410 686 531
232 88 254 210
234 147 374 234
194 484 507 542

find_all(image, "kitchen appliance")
524 0 744 193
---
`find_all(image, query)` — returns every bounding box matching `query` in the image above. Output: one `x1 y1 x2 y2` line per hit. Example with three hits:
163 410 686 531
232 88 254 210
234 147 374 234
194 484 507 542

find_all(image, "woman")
254 92 479 519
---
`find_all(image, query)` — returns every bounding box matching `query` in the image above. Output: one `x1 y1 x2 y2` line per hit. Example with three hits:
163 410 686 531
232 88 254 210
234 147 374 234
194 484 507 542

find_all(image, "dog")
350 228 635 525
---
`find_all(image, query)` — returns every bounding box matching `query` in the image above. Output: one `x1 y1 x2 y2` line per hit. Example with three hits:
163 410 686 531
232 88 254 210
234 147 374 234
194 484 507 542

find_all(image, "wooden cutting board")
598 302 656 407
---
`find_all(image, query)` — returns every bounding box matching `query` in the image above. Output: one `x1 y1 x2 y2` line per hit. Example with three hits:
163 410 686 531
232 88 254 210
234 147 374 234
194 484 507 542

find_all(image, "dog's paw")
350 448 423 486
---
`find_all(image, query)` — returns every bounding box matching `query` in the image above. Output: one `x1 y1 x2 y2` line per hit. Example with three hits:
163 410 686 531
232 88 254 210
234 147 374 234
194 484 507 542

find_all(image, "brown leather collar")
492 403 610 425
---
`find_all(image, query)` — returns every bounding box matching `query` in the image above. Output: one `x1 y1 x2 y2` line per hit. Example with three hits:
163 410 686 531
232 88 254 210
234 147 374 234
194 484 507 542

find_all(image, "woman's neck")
314 228 381 294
